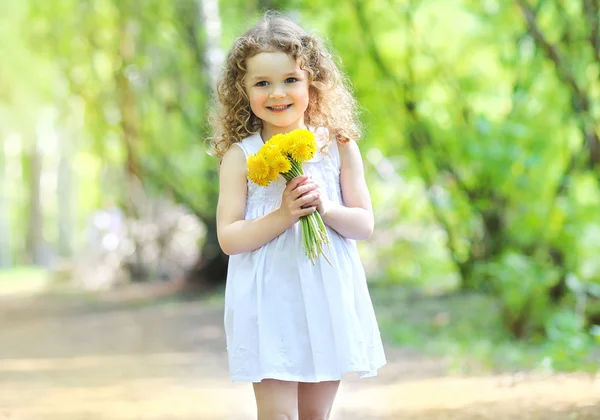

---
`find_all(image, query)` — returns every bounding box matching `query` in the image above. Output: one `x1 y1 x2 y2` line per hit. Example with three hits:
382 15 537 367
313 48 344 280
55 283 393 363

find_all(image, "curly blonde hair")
209 12 361 159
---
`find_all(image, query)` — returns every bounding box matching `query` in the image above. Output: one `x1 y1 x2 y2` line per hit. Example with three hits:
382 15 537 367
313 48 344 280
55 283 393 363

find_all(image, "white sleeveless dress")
224 127 386 383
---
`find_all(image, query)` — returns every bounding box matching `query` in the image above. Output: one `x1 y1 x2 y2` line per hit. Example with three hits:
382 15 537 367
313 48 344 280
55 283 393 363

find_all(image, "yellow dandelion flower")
270 154 292 174
263 143 282 161
290 128 314 143
287 129 316 162
262 144 290 174
247 153 272 186
266 133 285 151
290 139 315 162
265 165 281 183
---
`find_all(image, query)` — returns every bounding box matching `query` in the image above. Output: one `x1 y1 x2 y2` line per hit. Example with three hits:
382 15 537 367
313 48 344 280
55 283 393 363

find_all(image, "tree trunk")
183 0 228 289
116 9 147 281
118 26 141 182
57 126 74 259
24 131 45 266
0 126 11 268
197 0 223 90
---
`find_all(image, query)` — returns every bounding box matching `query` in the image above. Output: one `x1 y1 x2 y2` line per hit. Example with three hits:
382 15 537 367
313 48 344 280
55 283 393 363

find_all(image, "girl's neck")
260 122 307 143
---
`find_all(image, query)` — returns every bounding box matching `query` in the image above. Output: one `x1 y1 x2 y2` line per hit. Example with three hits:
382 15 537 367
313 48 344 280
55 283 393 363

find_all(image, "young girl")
212 12 386 420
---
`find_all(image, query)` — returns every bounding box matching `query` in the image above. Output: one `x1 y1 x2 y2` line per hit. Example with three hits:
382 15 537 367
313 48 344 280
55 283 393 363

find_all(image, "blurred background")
1 0 600 418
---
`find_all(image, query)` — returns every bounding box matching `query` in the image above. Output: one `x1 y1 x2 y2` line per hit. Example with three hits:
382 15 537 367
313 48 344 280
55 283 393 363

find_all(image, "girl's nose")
268 86 287 99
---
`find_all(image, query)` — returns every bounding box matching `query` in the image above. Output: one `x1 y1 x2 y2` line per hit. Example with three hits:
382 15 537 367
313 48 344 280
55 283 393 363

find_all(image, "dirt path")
0 286 598 419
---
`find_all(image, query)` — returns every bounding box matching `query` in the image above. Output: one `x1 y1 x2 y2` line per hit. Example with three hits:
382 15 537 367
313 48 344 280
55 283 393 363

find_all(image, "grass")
371 285 600 375
0 266 49 295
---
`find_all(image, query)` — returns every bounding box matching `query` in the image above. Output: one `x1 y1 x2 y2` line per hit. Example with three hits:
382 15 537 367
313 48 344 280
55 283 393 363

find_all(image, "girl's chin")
262 116 304 128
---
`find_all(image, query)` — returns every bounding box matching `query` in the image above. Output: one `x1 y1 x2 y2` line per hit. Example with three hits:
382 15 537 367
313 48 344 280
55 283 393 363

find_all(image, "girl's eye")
255 81 269 87
285 77 298 83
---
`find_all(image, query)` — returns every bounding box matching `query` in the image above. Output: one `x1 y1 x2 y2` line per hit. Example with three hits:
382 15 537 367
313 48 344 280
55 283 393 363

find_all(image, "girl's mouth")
267 104 292 112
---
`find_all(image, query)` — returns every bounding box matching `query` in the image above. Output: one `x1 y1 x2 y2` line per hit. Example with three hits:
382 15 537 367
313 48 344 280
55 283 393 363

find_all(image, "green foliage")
344 0 600 347
374 286 599 373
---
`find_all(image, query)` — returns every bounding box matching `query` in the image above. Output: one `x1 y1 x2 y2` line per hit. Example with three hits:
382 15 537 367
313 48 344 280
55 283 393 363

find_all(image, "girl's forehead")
246 52 301 76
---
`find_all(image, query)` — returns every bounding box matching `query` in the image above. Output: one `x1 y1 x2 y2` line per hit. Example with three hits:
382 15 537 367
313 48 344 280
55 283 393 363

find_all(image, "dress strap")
234 132 263 158
316 126 340 171
327 137 341 171
232 132 263 158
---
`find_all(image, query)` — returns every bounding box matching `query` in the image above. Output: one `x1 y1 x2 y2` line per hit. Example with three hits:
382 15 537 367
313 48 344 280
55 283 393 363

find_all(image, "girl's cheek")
249 95 266 111
292 83 309 94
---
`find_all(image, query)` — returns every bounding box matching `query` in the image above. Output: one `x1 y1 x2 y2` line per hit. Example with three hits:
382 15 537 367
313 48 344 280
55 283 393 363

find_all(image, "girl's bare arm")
319 140 374 240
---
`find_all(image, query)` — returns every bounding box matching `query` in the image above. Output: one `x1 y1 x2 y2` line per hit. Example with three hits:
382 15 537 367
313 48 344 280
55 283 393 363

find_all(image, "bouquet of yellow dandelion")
247 129 331 264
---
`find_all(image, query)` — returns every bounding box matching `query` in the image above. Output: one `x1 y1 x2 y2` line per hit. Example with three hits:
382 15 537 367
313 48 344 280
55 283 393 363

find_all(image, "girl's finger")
286 175 308 192
298 206 316 216
297 192 319 207
292 182 316 199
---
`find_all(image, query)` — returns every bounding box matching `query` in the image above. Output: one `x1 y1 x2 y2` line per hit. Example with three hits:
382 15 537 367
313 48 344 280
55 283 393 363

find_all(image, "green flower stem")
282 158 332 265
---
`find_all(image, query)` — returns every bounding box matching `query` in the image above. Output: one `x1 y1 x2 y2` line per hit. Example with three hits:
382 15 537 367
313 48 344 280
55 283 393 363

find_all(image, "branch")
517 0 600 247
174 2 205 70
517 0 600 169
583 0 600 63
516 0 590 114
174 1 212 98
351 0 402 99
555 1 574 47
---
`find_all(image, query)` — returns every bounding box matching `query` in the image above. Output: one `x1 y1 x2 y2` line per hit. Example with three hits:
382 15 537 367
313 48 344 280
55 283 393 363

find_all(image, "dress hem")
230 362 386 383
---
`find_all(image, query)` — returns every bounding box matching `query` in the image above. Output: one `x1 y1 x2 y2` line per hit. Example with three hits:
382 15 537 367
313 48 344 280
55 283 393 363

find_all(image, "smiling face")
244 51 310 140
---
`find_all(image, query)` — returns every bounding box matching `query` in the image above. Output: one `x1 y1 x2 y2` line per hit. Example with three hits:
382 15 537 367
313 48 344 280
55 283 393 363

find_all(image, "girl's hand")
277 175 319 225
301 177 330 216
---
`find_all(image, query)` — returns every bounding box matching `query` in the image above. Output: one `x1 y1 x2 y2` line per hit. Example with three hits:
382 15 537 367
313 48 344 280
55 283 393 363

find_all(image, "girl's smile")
267 104 292 112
